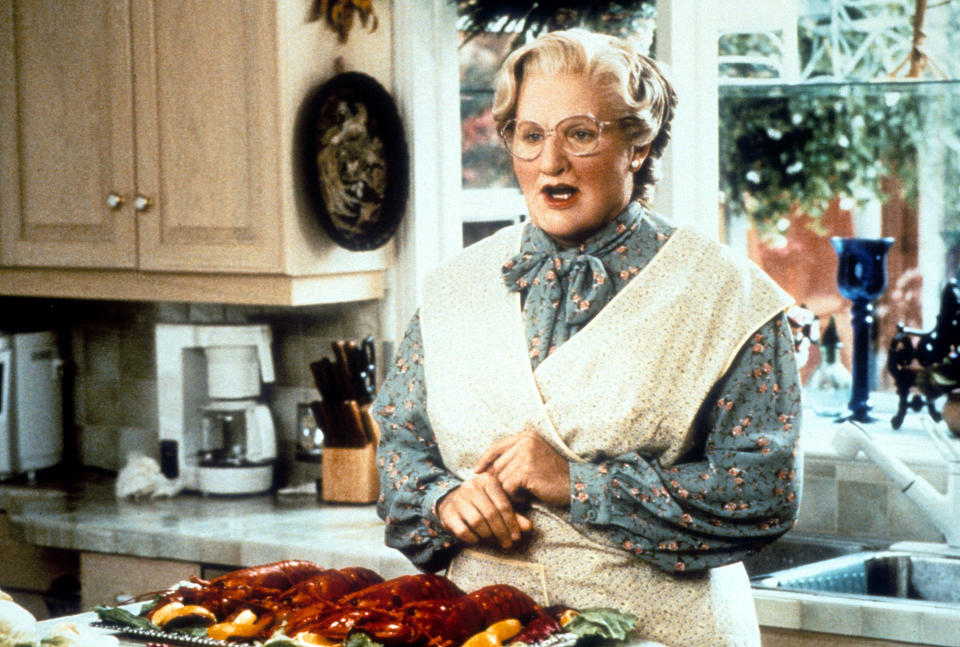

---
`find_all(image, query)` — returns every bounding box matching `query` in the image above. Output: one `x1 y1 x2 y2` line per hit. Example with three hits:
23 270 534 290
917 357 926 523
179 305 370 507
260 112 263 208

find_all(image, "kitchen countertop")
0 474 418 580
4 473 960 646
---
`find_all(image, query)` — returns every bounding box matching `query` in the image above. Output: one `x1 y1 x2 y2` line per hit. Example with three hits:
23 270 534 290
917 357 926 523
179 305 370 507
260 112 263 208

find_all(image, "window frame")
386 0 722 344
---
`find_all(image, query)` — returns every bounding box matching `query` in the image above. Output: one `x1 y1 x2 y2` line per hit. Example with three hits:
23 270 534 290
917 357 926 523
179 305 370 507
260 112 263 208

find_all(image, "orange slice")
293 632 340 646
462 630 501 647
487 619 522 642
558 609 579 626
162 605 216 629
207 609 270 642
462 618 522 647
148 601 184 626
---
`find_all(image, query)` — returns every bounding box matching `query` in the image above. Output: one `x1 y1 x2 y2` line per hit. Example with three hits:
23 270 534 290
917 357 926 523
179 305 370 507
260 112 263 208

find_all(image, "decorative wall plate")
298 72 409 251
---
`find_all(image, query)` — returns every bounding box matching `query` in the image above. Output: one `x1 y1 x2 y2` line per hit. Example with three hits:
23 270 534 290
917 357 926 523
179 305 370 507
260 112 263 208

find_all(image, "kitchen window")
440 1 960 422
714 0 960 417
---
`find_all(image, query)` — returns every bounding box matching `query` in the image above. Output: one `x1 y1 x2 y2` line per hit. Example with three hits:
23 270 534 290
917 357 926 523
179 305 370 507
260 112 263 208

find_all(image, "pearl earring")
630 160 640 170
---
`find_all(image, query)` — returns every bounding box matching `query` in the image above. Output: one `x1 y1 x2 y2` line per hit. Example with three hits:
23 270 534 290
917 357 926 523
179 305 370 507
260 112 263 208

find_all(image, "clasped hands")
437 431 569 550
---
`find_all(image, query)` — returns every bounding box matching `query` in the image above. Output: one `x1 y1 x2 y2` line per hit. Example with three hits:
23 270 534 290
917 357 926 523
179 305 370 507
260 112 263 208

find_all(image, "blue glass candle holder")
830 237 895 422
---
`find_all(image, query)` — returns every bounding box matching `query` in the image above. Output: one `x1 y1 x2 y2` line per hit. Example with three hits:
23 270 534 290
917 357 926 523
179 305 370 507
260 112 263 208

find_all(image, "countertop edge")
753 588 960 646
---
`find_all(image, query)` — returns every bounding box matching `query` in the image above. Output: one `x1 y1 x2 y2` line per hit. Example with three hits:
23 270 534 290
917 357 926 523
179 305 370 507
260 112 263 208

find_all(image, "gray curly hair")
492 29 677 203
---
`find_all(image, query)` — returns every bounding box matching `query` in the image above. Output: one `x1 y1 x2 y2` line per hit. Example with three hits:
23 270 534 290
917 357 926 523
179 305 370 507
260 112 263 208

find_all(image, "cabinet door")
0 514 79 619
132 0 283 273
0 0 137 268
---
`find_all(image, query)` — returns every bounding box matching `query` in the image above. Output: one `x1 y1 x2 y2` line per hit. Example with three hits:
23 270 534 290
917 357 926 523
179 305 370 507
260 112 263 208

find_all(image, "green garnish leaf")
92 605 160 632
344 632 385 647
563 608 638 642
263 638 299 647
262 634 301 647
262 630 384 647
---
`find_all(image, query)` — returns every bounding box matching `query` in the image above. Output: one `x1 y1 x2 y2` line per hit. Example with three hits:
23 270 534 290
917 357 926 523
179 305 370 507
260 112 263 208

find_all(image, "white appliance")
155 324 277 495
0 331 63 480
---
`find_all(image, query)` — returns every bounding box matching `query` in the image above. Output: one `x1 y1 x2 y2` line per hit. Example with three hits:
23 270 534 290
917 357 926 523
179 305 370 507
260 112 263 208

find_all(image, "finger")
438 487 486 544
481 477 524 543
475 434 522 473
456 483 501 540
490 442 523 479
516 513 533 532
490 431 542 475
496 461 525 499
462 505 497 542
444 512 481 545
475 477 522 547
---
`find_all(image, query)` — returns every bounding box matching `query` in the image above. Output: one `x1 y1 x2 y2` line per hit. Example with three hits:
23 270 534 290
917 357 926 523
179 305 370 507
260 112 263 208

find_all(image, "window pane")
719 81 960 399
718 0 960 416
459 32 517 190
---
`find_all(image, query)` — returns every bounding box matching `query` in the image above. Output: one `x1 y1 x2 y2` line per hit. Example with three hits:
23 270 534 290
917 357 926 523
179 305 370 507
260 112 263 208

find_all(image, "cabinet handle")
106 193 125 210
134 195 152 212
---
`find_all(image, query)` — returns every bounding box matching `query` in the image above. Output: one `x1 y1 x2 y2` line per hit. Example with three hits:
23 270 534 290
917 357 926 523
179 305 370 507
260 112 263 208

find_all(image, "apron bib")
420 220 792 647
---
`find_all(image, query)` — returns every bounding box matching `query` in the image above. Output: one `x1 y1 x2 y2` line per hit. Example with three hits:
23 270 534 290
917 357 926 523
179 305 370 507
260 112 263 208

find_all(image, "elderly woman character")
373 29 801 647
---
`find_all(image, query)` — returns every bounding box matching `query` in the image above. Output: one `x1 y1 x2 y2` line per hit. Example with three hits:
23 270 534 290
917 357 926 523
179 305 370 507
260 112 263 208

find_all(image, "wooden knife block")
321 441 379 503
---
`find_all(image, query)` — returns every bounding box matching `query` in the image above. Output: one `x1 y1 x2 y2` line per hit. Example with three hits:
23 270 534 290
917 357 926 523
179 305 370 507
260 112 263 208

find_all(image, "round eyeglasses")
498 113 616 161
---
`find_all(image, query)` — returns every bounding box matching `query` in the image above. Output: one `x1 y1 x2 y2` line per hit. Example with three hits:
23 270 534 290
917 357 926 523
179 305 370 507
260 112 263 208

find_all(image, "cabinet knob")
106 193 125 210
134 195 152 212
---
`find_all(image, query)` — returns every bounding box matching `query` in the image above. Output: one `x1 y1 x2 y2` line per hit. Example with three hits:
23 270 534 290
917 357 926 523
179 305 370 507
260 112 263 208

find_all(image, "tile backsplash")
794 441 949 545
0 296 382 486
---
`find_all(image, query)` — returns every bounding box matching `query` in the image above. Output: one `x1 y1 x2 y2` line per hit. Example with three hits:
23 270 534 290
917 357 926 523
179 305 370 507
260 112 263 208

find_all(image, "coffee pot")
200 401 275 466
156 324 277 494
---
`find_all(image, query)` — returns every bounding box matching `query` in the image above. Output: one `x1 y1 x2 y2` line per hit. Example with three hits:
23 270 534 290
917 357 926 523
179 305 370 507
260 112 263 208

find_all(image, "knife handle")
346 342 375 405
311 358 339 402
360 403 381 445
310 400 338 447
332 340 358 401
340 400 369 447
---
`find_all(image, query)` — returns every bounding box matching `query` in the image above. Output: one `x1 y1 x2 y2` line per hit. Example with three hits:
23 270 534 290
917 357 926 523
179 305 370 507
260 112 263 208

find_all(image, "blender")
156 324 277 495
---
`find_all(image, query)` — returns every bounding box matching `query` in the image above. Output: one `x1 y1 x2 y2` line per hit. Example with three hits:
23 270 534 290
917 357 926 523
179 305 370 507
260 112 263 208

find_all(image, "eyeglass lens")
502 115 602 160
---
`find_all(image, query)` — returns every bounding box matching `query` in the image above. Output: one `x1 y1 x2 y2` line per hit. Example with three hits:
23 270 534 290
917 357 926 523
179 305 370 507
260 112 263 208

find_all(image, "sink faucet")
832 419 960 548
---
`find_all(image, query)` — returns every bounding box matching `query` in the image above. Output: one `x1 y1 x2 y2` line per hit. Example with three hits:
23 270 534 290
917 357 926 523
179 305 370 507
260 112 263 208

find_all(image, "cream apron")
419 221 793 647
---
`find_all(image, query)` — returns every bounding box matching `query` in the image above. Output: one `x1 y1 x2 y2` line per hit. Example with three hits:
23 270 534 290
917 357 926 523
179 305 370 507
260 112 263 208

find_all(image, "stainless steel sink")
742 532 883 577
752 550 960 603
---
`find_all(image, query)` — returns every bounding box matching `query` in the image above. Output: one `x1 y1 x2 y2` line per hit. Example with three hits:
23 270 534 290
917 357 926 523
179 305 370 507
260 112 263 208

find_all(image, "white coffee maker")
155 324 277 495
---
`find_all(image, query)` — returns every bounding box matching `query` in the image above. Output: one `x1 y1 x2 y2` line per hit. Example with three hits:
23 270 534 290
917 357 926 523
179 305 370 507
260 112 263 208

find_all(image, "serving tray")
93 622 232 646
93 622 581 647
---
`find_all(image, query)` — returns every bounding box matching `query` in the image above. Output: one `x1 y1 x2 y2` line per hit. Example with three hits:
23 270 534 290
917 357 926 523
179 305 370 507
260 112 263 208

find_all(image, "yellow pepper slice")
559 609 580 627
207 609 271 641
150 602 216 629
462 618 522 647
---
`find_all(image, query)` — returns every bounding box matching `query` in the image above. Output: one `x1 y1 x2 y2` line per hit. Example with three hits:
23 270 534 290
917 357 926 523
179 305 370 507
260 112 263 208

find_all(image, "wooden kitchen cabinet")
0 0 393 305
0 513 78 620
80 551 201 610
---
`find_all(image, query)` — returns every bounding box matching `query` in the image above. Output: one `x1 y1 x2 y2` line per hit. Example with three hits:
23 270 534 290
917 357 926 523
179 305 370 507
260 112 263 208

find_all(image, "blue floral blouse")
373 203 802 574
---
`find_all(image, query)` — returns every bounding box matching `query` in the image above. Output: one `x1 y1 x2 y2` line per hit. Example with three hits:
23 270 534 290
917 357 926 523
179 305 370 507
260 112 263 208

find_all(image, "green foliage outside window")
718 0 960 237
719 86 929 235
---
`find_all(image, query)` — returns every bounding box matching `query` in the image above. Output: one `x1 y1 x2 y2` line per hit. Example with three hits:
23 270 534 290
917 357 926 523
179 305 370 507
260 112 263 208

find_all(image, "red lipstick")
540 184 580 209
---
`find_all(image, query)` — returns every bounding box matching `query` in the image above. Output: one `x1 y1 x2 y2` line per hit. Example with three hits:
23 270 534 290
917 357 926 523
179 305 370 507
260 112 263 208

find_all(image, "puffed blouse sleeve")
567 310 803 573
373 311 463 572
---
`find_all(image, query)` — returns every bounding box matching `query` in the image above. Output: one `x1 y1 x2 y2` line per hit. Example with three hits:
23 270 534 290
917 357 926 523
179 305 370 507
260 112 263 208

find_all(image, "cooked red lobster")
274 566 385 611
145 559 322 618
285 582 547 647
141 561 549 646
144 559 342 623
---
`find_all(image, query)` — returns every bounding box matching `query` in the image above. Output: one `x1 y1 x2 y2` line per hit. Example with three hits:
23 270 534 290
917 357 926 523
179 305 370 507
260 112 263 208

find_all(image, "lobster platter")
92 560 637 647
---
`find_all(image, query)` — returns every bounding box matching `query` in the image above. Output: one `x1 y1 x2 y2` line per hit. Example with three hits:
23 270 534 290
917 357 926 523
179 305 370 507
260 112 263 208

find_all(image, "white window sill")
800 391 949 471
